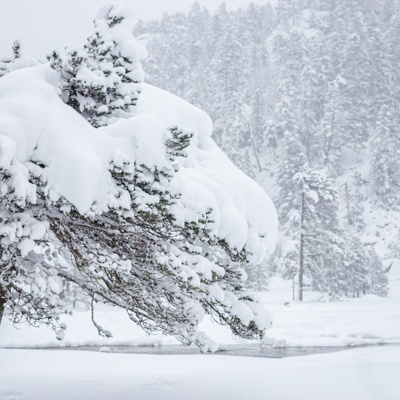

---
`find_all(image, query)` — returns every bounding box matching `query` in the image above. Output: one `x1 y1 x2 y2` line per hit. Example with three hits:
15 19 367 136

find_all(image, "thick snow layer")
136 83 278 259
0 64 277 262
0 347 399 400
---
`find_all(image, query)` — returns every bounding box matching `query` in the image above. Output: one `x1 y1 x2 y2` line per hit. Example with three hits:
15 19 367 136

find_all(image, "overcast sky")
2 0 272 59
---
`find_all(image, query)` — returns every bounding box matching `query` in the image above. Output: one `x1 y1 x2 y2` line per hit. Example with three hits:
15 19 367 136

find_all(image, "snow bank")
0 64 277 262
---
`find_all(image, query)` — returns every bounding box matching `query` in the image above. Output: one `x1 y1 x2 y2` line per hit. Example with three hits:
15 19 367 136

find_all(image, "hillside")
134 0 400 298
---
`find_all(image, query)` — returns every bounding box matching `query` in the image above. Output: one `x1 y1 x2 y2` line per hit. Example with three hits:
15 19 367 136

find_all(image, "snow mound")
0 64 277 263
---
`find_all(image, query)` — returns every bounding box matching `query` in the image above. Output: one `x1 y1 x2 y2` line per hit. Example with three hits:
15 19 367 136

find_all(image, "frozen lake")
14 343 398 358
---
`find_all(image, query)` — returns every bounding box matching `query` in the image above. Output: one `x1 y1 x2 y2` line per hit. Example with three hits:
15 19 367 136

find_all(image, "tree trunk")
344 182 351 225
248 122 263 173
298 189 305 302
0 285 5 326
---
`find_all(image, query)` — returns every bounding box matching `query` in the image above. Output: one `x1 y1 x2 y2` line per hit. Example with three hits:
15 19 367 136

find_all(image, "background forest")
132 0 400 298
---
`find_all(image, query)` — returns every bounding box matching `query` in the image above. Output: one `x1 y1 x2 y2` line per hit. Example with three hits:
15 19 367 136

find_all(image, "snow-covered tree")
276 164 347 300
0 40 38 78
50 4 146 127
0 18 277 350
342 235 370 298
296 169 346 300
370 103 400 210
367 249 389 297
342 173 366 231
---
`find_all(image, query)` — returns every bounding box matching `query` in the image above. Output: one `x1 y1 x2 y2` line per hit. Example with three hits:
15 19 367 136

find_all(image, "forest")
0 3 399 399
133 0 399 298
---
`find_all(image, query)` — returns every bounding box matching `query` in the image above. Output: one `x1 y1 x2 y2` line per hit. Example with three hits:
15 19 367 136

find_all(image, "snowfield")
0 241 399 400
0 346 399 400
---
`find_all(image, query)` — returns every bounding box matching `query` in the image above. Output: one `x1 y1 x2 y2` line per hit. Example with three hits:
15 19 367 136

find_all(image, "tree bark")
299 189 305 302
248 122 263 173
0 285 5 326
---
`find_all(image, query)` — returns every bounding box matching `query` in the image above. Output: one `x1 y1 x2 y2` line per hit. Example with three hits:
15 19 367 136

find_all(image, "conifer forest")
134 0 399 298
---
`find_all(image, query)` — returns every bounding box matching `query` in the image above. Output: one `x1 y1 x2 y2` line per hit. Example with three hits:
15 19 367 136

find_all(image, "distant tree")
370 103 400 210
342 173 366 231
341 235 370 298
367 249 389 297
296 169 346 300
0 40 37 78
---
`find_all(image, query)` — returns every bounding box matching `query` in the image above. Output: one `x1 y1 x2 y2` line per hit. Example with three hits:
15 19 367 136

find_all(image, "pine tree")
0 20 277 348
0 40 37 78
50 4 146 127
318 76 350 169
297 169 346 299
370 103 400 210
342 172 366 230
342 235 370 298
368 249 389 297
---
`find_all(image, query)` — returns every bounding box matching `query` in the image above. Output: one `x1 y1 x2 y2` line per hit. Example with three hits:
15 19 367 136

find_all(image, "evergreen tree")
50 4 146 127
297 169 346 299
368 249 389 297
342 172 366 231
0 40 37 78
0 106 273 352
370 103 400 210
342 235 370 298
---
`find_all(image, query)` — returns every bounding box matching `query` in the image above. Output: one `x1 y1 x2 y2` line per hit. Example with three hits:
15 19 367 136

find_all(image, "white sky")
2 0 272 60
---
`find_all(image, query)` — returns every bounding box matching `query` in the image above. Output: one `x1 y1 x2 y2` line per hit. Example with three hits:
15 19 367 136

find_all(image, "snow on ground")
1 271 399 400
0 346 399 400
1 265 399 349
260 277 400 347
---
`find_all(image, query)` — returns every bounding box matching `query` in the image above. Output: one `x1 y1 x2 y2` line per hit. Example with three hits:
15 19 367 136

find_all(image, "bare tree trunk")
292 275 296 301
344 182 351 225
299 189 305 302
0 285 6 326
248 122 263 173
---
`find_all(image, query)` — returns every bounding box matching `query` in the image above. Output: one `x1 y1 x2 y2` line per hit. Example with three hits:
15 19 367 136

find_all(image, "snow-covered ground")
1 210 398 398
1 255 398 400
1 346 399 400
1 262 399 349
